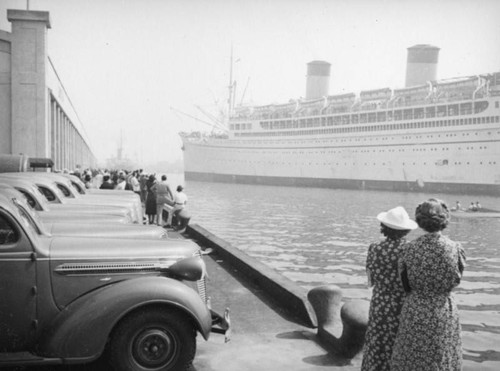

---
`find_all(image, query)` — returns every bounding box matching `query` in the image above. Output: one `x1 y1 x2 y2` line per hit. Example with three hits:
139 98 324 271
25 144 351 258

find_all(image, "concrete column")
56 107 61 170
71 124 75 170
58 109 62 170
62 116 66 170
68 122 75 171
64 117 68 170
8 10 51 157
50 98 56 166
0 31 12 154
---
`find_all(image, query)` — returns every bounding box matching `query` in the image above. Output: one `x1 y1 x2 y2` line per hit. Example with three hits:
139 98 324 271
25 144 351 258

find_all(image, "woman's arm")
366 243 375 287
400 263 411 293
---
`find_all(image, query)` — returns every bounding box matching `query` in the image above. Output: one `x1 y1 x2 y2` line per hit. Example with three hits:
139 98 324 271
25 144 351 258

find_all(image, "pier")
184 224 365 371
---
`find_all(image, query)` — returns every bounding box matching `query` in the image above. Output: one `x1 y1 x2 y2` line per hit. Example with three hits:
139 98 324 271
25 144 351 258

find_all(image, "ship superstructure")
180 45 500 195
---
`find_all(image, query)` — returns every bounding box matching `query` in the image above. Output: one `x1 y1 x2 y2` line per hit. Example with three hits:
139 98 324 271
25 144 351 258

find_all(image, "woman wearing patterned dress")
361 206 417 371
391 198 466 371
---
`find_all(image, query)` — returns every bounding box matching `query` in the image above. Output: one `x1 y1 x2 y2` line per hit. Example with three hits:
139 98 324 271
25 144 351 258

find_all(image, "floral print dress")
390 232 466 371
361 237 407 371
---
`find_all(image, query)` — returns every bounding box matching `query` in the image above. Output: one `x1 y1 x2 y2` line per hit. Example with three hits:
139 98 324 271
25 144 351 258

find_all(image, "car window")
33 186 50 209
56 183 71 197
0 213 19 246
13 200 41 235
71 181 85 194
17 189 38 210
38 186 56 202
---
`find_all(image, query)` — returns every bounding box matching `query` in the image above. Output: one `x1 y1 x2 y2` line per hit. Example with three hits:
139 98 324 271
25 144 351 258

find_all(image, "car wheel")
108 308 196 371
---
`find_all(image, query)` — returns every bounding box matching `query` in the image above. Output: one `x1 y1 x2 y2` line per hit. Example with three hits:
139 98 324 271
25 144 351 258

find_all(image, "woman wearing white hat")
362 206 417 371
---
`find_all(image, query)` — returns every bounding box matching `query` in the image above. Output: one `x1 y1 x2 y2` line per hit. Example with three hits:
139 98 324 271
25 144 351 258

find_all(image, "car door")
0 208 37 351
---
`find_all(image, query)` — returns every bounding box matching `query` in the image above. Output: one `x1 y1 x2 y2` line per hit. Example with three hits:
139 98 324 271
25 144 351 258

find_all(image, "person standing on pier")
153 175 174 226
171 185 188 228
362 206 417 371
145 174 158 224
390 198 466 371
99 174 114 190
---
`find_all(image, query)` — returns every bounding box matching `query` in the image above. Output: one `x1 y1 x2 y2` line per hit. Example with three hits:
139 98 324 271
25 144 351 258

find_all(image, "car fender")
38 276 211 359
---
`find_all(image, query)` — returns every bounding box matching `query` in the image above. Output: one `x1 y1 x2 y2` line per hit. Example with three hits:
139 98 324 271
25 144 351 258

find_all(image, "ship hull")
184 171 500 195
181 91 500 196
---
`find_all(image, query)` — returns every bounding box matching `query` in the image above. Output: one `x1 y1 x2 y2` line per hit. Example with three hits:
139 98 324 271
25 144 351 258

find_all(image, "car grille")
197 277 207 304
194 250 208 304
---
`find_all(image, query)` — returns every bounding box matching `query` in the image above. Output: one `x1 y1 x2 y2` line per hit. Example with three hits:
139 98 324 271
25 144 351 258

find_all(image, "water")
169 174 500 370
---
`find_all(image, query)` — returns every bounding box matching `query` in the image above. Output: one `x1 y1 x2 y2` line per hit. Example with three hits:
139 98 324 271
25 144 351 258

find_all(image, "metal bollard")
308 286 369 358
338 300 369 358
307 285 343 348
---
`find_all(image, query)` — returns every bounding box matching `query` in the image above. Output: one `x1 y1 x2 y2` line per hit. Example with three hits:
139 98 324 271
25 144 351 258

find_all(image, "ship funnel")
405 44 440 87
306 61 331 100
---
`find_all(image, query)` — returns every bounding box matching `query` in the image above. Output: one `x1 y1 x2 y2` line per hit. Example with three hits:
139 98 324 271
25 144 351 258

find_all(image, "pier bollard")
177 209 191 232
307 285 343 348
338 300 369 358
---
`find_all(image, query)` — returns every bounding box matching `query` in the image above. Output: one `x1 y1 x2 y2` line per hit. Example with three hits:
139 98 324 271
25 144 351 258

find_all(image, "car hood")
49 203 130 216
45 222 168 239
39 212 129 224
48 236 201 308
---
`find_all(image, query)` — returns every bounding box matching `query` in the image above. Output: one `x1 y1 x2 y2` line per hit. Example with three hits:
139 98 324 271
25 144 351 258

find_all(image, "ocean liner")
180 45 500 195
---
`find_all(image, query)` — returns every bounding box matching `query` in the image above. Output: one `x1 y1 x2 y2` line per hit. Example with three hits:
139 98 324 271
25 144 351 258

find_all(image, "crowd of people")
69 167 188 231
362 198 466 371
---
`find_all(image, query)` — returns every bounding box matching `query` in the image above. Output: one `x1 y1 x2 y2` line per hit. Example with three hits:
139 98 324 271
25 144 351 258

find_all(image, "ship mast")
227 45 234 122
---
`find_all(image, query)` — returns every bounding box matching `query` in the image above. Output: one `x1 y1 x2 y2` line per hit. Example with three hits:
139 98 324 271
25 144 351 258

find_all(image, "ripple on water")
284 271 368 286
455 293 500 307
324 240 365 247
460 310 500 328
464 271 500 279
463 330 500 354
459 281 500 290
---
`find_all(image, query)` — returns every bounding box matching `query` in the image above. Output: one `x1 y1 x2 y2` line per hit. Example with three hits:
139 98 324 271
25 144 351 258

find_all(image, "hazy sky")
1 0 499 165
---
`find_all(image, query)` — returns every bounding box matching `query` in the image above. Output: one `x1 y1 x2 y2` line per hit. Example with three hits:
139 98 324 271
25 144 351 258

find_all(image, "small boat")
451 208 500 218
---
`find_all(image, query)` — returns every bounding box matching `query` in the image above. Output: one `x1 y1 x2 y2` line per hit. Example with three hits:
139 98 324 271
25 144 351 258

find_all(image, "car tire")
108 308 196 371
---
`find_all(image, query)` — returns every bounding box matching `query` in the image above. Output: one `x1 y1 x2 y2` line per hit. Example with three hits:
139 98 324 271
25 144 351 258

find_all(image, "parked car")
0 184 168 239
0 177 134 223
34 172 143 223
0 192 229 370
0 173 139 222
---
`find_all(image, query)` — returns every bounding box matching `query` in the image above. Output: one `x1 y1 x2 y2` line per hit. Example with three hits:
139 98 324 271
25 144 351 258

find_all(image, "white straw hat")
377 206 418 230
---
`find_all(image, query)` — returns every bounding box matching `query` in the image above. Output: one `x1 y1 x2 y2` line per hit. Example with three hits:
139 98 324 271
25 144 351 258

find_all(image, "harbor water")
167 174 500 370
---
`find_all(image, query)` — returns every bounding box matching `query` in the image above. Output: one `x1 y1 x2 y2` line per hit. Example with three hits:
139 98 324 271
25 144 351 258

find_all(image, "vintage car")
29 172 144 223
0 177 134 223
0 192 229 370
0 185 168 239
0 172 142 223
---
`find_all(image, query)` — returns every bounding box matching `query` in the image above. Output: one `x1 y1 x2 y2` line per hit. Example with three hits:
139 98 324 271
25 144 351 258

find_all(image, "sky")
1 0 499 166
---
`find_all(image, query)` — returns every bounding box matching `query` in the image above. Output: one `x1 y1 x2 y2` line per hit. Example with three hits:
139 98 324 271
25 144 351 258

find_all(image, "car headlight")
167 256 206 281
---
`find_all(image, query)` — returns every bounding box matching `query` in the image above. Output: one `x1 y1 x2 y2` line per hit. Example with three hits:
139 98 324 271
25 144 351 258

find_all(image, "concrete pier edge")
186 224 318 328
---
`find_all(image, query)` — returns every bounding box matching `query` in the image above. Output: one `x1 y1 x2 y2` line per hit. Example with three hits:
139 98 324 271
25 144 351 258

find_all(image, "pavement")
190 249 362 371
183 227 363 371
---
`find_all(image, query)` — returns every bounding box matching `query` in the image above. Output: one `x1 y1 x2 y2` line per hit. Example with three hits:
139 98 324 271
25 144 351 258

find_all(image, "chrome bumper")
211 308 231 343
